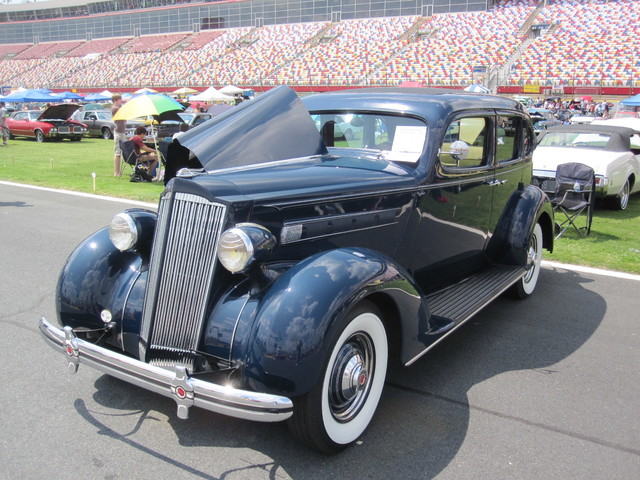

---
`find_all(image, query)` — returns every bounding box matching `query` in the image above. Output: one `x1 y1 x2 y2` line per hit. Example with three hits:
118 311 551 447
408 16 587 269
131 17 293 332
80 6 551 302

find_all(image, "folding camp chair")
549 162 595 239
119 139 140 176
119 139 152 181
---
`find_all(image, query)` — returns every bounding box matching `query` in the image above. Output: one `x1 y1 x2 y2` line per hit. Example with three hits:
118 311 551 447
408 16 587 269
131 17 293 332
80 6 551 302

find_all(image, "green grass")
0 137 164 203
547 198 640 274
1 136 639 274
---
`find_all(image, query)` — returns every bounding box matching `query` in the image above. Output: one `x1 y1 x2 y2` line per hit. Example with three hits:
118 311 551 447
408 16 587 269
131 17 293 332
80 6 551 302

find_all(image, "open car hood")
176 86 328 171
38 104 82 121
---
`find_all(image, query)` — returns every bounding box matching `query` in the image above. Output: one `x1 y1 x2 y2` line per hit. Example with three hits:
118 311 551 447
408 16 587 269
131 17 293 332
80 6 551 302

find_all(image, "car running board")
405 264 526 366
427 264 525 329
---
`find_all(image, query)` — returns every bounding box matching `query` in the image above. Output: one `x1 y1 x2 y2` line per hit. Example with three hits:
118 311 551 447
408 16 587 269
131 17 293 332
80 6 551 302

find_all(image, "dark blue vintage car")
40 86 554 454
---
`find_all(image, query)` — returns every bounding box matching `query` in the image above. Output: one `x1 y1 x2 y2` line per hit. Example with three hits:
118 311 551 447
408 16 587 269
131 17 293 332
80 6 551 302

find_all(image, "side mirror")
441 140 470 161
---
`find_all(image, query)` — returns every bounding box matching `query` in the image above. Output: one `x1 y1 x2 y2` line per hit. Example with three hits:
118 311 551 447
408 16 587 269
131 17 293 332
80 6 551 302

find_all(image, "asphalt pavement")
1 181 638 479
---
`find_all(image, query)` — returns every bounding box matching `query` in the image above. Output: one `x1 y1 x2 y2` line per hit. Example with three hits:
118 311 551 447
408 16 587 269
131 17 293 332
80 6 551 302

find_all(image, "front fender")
236 248 430 397
486 184 554 266
57 228 143 330
56 209 156 354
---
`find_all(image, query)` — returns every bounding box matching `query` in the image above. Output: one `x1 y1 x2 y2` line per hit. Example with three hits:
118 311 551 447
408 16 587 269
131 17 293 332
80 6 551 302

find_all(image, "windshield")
310 112 427 164
538 132 611 149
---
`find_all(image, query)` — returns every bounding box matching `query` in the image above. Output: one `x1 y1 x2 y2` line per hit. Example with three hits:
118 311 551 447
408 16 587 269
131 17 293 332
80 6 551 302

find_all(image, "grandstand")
0 0 638 97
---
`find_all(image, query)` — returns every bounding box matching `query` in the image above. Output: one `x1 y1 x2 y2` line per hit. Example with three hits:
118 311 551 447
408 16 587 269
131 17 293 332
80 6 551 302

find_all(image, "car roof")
301 88 526 123
540 124 635 152
544 124 636 135
591 117 640 132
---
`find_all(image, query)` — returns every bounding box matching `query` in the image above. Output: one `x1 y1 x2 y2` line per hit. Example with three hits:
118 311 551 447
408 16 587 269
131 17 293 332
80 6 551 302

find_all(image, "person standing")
0 102 8 146
111 94 126 176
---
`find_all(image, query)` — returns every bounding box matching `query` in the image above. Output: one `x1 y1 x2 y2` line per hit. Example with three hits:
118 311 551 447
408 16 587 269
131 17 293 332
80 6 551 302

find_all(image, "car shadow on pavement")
79 267 605 479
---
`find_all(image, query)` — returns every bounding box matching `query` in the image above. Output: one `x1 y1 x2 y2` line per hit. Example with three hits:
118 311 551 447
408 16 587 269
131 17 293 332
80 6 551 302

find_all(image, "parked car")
39 86 554 454
72 109 115 139
178 111 217 129
72 108 146 140
6 104 87 142
125 111 221 143
528 108 563 134
533 123 640 210
72 108 145 140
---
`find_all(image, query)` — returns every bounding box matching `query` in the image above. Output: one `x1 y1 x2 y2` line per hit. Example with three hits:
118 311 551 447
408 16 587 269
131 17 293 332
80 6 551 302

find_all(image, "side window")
496 115 521 163
524 122 535 156
440 117 488 168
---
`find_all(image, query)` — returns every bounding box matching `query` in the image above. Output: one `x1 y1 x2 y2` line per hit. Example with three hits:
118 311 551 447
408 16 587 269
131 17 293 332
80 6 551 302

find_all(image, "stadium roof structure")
0 0 89 13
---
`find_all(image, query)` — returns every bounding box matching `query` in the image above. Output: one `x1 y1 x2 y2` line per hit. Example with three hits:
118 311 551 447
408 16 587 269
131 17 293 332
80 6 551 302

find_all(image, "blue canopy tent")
620 94 640 106
84 92 112 102
2 89 59 102
56 91 84 100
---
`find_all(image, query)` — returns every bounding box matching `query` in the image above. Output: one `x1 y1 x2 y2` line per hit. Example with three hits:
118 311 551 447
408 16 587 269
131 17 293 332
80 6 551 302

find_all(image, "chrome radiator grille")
140 192 227 370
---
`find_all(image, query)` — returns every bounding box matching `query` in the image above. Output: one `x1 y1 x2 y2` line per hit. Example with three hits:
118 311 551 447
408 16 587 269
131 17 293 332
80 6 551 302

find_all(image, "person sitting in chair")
132 126 159 176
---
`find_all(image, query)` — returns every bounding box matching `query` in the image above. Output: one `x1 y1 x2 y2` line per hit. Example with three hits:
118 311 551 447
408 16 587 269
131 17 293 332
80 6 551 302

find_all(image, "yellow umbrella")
112 93 185 121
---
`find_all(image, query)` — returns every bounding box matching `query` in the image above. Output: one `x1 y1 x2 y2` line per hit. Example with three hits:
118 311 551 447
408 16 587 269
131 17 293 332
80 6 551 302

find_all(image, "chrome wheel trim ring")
328 332 374 423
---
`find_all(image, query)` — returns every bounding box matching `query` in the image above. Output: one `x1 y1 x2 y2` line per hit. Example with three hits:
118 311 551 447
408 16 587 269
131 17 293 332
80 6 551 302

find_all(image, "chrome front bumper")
39 317 293 422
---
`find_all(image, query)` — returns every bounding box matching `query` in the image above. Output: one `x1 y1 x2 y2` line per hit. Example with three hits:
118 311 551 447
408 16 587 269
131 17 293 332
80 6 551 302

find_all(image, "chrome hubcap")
621 181 629 210
328 332 374 422
524 233 538 283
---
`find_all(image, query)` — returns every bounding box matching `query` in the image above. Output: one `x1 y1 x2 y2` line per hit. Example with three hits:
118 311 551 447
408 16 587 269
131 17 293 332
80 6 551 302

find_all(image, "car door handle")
486 179 507 186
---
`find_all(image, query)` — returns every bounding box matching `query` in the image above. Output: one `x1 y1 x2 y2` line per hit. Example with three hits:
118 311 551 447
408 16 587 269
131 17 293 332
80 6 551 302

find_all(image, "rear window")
538 132 610 149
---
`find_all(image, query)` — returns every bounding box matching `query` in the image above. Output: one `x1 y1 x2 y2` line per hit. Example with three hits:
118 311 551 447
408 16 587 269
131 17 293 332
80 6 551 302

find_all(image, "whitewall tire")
288 300 388 454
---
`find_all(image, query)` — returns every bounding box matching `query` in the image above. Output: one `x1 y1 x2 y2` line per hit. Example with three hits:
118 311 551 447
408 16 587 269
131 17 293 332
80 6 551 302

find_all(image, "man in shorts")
111 94 126 176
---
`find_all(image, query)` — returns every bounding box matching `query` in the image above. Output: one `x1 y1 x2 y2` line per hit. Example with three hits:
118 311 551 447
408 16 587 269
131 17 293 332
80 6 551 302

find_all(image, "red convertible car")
5 104 87 142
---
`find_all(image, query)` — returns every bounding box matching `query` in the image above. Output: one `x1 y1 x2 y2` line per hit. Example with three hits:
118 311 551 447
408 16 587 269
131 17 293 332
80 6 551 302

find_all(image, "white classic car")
533 123 640 210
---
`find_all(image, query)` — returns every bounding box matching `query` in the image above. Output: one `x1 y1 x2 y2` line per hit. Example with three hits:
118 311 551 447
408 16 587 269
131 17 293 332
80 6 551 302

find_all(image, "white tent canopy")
219 85 244 96
189 87 232 102
134 87 158 94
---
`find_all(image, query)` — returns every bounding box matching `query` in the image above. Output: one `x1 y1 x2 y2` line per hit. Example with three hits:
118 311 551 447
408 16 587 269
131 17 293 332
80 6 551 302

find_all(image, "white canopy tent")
189 87 232 102
219 85 244 96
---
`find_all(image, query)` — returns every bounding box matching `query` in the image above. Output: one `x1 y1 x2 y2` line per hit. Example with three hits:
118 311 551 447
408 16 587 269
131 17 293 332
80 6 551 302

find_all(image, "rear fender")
486 184 554 265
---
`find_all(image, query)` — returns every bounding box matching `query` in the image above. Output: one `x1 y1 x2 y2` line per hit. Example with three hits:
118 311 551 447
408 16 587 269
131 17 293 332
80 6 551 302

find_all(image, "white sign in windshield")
390 126 427 163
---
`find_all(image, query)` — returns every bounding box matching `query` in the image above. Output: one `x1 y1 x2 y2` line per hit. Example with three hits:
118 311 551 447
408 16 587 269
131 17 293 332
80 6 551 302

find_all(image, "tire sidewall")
521 223 543 296
319 304 388 446
619 179 630 210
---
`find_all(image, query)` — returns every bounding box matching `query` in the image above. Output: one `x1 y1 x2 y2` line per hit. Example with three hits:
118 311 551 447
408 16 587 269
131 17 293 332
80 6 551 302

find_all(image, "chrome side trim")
280 208 400 245
40 317 293 422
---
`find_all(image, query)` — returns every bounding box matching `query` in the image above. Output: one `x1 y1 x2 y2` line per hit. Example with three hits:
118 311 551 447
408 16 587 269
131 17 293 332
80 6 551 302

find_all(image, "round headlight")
217 228 254 273
109 212 139 251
